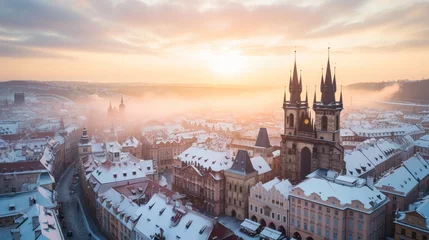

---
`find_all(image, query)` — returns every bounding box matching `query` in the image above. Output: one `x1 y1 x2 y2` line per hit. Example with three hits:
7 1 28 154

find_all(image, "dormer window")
113 173 117 178
132 171 136 175
123 172 127 177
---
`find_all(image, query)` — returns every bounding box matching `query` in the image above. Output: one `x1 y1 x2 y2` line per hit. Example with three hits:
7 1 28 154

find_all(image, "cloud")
0 0 428 58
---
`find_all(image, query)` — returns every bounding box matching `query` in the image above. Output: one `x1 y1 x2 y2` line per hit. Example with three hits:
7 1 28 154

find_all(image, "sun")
201 50 246 77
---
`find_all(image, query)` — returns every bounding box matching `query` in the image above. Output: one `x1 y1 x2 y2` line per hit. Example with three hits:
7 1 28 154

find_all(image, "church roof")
255 128 271 148
227 150 256 175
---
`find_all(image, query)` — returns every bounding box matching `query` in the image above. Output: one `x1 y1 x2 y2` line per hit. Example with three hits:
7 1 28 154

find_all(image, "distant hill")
346 79 429 102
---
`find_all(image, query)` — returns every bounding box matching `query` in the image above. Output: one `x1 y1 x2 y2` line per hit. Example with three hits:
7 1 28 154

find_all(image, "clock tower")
281 50 345 184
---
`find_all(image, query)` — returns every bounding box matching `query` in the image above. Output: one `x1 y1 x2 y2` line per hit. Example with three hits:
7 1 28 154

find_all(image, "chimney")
10 229 20 240
367 176 374 190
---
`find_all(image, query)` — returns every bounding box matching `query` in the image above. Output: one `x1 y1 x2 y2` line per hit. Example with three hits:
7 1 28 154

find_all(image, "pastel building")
248 177 292 236
289 171 388 240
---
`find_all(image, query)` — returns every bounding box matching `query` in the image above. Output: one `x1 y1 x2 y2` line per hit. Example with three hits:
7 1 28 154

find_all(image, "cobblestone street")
56 161 107 240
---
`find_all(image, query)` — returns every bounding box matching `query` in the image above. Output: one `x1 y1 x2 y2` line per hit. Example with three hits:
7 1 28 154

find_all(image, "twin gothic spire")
283 48 342 107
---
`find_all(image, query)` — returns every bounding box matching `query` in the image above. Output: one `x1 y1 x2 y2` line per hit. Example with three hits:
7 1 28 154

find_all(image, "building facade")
248 177 292 236
225 150 259 220
289 172 388 240
281 53 345 184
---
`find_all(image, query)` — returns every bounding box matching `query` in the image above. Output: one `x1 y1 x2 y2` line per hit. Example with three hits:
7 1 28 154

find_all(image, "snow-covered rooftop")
134 193 215 240
292 176 387 211
250 156 271 175
178 146 233 172
375 166 418 196
402 154 429 181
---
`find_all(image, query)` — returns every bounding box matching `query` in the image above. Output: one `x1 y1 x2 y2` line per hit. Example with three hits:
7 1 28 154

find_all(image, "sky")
0 0 428 86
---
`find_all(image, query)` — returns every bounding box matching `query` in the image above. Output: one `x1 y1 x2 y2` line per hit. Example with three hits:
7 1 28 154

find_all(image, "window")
318 215 322 221
400 228 405 235
272 212 275 218
335 210 339 216
333 232 338 240
297 219 301 228
297 209 301 215
304 222 308 231
291 207 295 213
326 207 330 213
305 201 308 207
283 216 286 222
310 225 314 233
412 232 416 239
348 219 354 228
358 221 363 230
298 199 301 204
255 206 258 213
325 229 330 239
350 211 354 216
317 226 322 236
321 116 328 131
260 208 263 214
311 203 315 208
289 113 294 127
334 218 338 226
250 205 253 211
277 214 280 221
304 210 308 217
291 218 295 226
240 186 242 193
318 205 322 211
326 216 330 225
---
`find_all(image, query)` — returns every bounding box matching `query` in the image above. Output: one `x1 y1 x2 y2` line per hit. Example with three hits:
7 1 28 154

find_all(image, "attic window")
186 220 193 229
147 167 151 170
198 157 202 160
123 172 127 177
199 225 207 234
185 154 189 157
113 174 117 178
212 161 216 164
204 159 208 162
149 202 156 210
376 195 382 200
349 171 353 175
192 155 196 159
132 171 136 175
9 204 15 211
159 207 166 216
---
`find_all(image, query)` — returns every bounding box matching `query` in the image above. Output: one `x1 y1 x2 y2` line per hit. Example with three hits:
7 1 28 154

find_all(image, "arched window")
336 114 340 130
321 116 328 131
289 113 294 127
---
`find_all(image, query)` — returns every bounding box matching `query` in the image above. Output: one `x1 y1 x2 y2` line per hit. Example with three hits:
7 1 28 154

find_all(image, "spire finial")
305 85 308 103
328 45 330 60
294 46 296 61
314 85 317 104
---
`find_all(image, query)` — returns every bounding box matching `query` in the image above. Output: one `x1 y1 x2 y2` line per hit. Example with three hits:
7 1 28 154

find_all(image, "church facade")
281 51 345 184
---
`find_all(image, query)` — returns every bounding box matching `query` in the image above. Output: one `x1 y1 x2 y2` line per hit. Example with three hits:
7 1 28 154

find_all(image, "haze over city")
2 1 429 240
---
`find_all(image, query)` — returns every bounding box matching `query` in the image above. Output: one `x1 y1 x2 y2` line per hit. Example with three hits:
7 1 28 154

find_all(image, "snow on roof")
122 136 140 148
260 227 282 240
134 193 215 240
98 188 140 230
91 153 147 185
13 204 63 240
402 154 429 181
240 219 260 232
0 121 19 135
91 143 104 153
272 150 280 158
397 195 429 229
415 139 429 149
292 177 387 211
419 135 429 142
0 186 55 218
345 149 374 177
340 128 355 137
178 146 233 172
345 138 400 177
39 146 54 172
250 156 272 175
262 178 280 190
375 166 418 196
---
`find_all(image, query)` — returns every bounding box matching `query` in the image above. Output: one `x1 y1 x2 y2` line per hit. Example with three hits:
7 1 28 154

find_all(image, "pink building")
289 171 388 240
248 177 292 236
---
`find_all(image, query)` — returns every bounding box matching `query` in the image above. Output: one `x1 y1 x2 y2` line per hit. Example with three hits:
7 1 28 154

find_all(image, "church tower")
281 50 344 184
119 96 125 113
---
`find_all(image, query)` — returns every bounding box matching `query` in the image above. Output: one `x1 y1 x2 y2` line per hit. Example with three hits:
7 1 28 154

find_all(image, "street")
56 161 107 240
